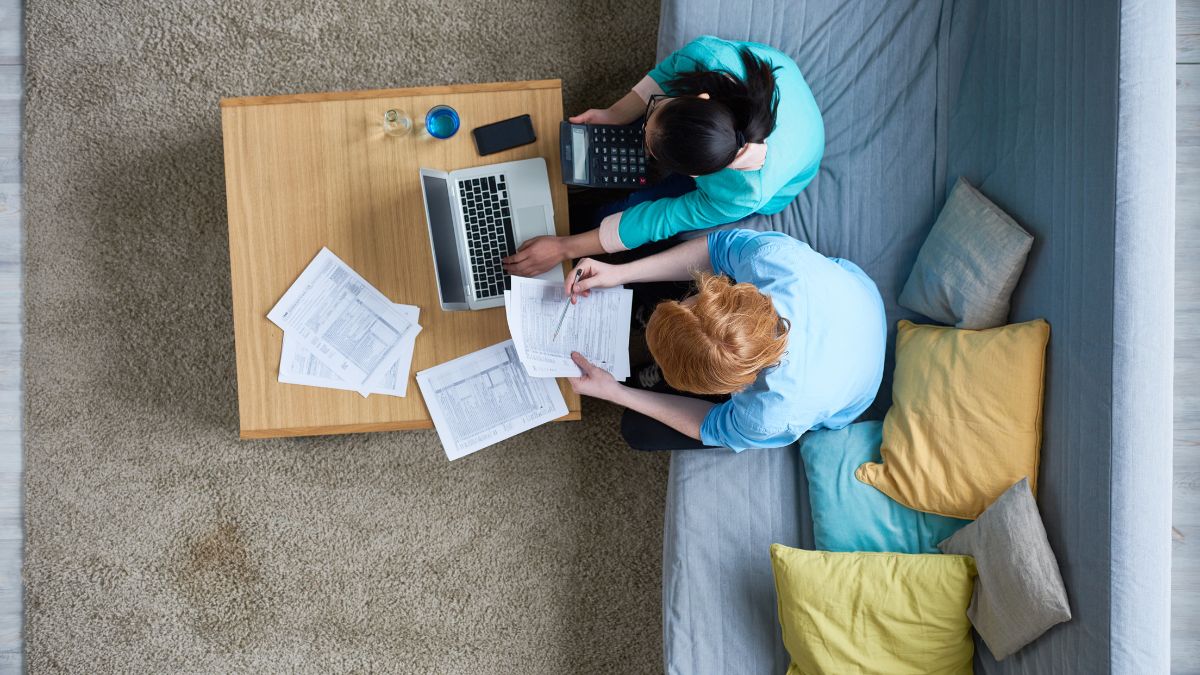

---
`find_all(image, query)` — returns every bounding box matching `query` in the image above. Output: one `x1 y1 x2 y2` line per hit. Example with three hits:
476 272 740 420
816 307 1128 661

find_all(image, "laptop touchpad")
514 205 550 241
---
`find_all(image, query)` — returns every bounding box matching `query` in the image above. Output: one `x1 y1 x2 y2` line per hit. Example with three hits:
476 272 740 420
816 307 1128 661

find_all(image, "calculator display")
571 127 588 181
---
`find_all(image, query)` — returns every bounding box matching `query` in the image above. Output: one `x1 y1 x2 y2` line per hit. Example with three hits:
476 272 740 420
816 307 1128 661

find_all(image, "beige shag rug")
23 0 666 671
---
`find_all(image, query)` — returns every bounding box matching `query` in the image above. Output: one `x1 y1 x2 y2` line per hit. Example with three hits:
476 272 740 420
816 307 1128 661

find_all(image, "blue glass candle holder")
424 105 460 139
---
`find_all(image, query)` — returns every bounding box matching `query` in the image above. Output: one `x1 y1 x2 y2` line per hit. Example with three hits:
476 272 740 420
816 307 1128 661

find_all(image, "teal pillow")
800 422 969 553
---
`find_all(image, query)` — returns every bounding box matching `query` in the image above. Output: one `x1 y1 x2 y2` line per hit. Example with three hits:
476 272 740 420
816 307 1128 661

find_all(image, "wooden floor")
0 0 20 670
0 3 1192 674
1175 2 1200 673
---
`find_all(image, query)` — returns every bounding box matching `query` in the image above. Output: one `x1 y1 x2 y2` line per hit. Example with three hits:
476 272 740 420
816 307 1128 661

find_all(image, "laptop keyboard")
457 174 516 300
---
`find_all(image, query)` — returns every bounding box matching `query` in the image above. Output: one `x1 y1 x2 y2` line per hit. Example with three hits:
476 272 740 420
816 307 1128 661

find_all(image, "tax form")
504 275 632 380
416 340 568 460
279 304 421 397
267 247 418 395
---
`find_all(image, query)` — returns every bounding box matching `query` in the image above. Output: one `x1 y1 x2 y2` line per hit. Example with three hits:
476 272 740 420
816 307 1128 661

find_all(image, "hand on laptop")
502 235 567 277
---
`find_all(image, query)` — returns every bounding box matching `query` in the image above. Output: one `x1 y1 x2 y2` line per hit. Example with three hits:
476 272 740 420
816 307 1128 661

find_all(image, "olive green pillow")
771 545 976 674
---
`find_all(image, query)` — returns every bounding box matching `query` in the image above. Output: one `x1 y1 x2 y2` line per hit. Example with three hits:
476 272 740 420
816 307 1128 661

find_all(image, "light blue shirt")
699 230 887 451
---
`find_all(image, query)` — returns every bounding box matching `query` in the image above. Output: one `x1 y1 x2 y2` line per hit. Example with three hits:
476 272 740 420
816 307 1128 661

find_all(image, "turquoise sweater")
617 36 825 250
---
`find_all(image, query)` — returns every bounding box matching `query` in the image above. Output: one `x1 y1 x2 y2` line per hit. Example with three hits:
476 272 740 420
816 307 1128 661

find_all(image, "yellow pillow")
770 545 976 675
856 319 1049 519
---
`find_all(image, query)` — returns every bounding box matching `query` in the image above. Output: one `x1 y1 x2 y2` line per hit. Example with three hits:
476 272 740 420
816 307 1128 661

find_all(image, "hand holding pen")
562 258 623 304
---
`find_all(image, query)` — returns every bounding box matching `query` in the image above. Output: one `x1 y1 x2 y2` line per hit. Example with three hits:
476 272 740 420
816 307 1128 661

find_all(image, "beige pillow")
856 319 1049 519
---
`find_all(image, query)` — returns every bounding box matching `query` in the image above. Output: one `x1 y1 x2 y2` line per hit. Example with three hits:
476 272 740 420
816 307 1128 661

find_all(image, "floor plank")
0 68 19 184
1182 65 1200 148
0 0 20 666
1183 0 1200 64
1174 55 1200 675
0 2 17 67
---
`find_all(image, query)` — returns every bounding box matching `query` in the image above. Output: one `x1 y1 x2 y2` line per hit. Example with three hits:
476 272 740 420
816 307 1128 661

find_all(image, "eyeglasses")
641 94 671 157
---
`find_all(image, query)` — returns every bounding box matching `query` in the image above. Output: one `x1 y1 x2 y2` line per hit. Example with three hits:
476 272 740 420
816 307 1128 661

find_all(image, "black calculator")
559 121 653 188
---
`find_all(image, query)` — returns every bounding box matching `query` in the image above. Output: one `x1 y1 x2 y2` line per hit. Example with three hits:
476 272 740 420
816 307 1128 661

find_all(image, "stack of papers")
268 247 421 398
503 275 632 380
413 275 633 462
266 259 632 461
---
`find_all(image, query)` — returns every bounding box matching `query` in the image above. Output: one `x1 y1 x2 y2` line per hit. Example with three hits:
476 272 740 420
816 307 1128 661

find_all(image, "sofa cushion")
662 445 807 675
856 319 1049 519
938 478 1072 660
770 545 976 675
899 177 1034 329
800 421 968 553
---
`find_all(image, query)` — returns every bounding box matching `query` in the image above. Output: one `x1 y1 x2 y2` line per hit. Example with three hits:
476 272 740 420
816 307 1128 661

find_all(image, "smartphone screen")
473 115 536 156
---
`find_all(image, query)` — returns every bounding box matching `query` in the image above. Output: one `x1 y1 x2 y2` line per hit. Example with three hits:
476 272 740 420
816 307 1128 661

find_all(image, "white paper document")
280 304 421 398
267 247 418 395
416 340 568 460
504 275 632 380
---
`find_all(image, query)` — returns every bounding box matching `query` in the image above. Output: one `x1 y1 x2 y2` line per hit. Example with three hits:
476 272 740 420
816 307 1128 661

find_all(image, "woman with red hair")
566 229 886 451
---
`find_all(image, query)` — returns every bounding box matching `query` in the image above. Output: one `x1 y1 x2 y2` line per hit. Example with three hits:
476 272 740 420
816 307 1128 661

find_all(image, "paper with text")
416 340 568 460
504 276 632 380
267 247 417 395
280 304 421 397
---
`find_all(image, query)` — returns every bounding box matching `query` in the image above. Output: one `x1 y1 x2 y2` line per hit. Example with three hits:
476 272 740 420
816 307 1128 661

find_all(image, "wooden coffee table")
220 79 581 439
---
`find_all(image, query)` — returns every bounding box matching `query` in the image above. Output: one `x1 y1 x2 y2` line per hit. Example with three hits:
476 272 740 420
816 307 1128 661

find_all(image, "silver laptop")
419 158 558 311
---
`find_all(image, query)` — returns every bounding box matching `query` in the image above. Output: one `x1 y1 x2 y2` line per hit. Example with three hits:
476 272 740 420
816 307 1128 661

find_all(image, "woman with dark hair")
504 35 824 277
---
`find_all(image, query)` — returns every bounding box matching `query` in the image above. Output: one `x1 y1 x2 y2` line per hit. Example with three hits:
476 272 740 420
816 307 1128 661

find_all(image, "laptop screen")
421 173 468 305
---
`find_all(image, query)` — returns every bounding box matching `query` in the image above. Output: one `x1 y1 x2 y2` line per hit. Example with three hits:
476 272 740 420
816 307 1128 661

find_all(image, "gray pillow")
899 177 1033 329
938 478 1071 660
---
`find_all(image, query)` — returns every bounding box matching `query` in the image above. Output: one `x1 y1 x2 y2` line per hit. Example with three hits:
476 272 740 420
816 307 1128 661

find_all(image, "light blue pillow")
800 422 969 553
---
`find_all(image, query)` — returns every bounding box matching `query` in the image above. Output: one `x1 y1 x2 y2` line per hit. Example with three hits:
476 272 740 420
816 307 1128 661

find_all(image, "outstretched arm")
568 353 713 441
610 385 713 441
565 236 711 300
568 90 648 126
619 235 713 283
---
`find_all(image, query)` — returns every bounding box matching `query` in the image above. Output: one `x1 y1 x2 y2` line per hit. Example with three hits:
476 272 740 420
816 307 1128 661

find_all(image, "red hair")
645 273 790 395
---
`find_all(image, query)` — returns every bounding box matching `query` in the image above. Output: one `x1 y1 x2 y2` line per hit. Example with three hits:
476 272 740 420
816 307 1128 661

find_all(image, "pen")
552 268 584 341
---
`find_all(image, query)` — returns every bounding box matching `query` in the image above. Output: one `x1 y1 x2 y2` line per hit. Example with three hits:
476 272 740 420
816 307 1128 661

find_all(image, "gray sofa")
656 1 1175 673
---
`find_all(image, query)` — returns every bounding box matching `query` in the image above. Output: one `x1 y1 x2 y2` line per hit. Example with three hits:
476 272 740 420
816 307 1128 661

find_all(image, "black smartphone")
473 115 537 156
